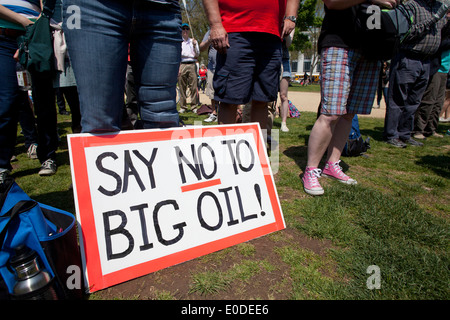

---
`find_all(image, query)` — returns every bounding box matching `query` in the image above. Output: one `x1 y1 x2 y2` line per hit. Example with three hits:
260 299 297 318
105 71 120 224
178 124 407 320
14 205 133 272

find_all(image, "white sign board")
68 124 285 292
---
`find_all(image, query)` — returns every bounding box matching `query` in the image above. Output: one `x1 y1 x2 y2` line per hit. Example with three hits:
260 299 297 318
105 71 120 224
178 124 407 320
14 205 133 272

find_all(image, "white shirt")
181 37 200 63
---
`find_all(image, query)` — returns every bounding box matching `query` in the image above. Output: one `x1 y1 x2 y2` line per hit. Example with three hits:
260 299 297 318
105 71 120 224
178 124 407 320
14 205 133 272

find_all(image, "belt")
0 27 25 38
181 61 196 64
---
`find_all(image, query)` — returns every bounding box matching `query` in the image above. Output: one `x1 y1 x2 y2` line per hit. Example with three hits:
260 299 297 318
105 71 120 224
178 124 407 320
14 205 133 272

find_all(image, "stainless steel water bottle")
9 245 58 300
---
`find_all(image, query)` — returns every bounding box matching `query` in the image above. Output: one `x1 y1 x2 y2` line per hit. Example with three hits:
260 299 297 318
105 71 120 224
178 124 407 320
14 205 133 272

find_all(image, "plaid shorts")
320 47 381 115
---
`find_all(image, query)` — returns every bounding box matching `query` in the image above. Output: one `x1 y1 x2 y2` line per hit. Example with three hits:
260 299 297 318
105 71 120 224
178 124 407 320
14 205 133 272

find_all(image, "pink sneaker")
322 160 357 185
301 167 324 196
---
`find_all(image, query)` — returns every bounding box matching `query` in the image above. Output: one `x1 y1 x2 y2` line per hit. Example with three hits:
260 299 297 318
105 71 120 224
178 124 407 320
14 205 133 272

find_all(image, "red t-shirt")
199 68 207 79
218 0 286 38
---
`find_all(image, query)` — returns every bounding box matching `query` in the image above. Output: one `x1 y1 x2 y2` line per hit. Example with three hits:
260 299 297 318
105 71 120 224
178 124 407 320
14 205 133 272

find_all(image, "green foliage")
291 0 323 53
296 0 321 31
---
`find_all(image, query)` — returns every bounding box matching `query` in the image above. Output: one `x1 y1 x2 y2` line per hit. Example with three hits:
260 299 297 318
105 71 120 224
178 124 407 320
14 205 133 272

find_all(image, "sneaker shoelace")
27 144 37 157
327 161 348 179
0 171 9 184
305 168 322 186
42 159 55 169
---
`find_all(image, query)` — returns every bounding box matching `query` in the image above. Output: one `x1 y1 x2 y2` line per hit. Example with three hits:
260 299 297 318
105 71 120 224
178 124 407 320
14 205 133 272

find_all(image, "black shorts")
213 32 282 104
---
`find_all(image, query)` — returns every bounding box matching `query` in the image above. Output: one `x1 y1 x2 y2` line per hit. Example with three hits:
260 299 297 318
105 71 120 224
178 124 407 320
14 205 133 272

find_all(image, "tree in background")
291 0 324 76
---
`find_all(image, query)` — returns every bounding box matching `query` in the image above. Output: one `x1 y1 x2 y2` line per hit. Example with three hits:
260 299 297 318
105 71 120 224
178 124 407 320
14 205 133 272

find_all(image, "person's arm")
0 5 34 28
403 0 449 42
323 0 400 10
193 39 200 58
202 0 229 54
199 37 210 52
282 0 300 38
200 31 211 52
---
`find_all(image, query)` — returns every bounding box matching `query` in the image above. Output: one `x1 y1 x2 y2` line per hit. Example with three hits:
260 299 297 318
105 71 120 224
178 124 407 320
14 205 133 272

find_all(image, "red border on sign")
68 124 284 292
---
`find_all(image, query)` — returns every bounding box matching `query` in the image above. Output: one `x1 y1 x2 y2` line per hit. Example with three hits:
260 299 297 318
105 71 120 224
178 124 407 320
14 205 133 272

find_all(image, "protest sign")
68 123 285 292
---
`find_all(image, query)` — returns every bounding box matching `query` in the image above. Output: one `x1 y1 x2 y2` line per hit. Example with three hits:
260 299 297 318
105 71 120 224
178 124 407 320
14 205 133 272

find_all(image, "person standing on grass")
301 0 398 196
63 0 182 133
202 0 299 140
383 0 449 148
440 75 450 121
280 30 294 133
0 0 60 180
200 29 219 123
413 18 450 140
178 23 200 114
198 64 207 93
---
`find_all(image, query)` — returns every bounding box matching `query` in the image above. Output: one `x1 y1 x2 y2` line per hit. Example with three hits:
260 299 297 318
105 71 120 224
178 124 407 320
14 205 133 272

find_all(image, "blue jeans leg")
131 2 181 129
63 0 129 133
0 36 20 171
63 0 181 133
17 90 38 149
30 72 58 163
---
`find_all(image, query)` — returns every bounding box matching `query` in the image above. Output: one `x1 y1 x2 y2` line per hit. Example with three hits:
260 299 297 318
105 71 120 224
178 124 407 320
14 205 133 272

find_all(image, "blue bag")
0 177 83 299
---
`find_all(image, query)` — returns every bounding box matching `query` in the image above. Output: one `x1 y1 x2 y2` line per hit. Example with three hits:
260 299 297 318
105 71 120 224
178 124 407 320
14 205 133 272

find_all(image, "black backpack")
342 115 370 157
316 106 370 157
353 3 412 60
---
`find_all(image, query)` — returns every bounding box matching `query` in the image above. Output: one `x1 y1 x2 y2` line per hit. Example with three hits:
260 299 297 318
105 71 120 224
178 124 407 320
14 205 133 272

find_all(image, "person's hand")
281 19 295 39
209 24 229 54
371 0 400 9
13 49 20 61
18 13 35 29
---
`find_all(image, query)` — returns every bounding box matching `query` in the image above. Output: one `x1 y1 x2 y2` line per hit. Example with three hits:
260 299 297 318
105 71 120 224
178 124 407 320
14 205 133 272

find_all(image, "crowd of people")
0 0 449 199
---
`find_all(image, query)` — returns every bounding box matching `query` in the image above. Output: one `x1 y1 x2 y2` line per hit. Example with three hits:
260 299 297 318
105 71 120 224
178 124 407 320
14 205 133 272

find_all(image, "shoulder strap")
0 201 37 249
0 178 15 214
42 0 57 18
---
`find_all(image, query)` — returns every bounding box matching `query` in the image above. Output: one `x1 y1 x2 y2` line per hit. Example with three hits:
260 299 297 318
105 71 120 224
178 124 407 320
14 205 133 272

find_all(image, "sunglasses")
182 27 189 30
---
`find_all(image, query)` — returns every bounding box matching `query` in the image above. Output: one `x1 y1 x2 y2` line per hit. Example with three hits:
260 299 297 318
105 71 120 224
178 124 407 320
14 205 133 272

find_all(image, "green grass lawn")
288 83 321 92
11 108 450 300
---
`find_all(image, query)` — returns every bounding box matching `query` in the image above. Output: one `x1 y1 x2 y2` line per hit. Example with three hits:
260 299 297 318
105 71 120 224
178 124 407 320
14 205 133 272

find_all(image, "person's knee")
280 92 288 102
318 114 340 124
342 113 355 121
252 100 268 109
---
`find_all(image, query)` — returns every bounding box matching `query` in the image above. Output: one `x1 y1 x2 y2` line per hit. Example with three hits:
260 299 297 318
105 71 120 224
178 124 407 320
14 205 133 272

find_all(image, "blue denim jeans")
0 34 59 170
63 0 182 133
0 35 20 171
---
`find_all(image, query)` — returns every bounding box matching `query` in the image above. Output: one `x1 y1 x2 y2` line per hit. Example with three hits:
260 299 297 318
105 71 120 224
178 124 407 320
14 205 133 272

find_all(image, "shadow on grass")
359 126 385 141
283 145 308 171
416 154 450 179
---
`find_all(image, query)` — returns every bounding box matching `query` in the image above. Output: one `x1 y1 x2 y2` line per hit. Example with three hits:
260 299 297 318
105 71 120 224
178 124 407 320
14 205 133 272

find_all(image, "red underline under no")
180 178 222 192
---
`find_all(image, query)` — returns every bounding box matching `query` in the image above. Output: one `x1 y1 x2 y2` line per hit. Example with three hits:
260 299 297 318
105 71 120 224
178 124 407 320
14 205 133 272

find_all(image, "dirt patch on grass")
92 226 335 300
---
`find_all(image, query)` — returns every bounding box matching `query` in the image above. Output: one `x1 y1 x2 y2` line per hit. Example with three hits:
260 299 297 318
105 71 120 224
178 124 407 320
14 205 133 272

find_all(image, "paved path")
199 90 386 119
